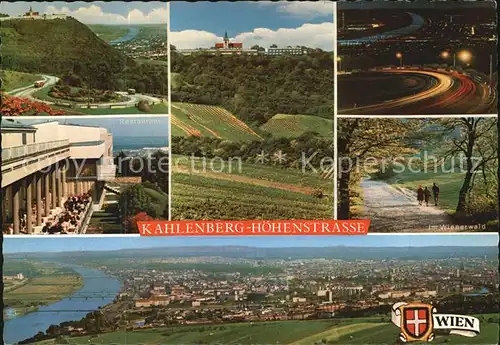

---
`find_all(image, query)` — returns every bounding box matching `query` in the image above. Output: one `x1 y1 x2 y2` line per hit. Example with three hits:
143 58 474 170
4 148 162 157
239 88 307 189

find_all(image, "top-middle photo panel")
1 1 169 117
170 1 335 220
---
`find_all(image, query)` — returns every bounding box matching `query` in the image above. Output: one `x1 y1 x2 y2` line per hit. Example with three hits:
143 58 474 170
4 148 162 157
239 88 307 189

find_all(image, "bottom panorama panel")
3 234 499 345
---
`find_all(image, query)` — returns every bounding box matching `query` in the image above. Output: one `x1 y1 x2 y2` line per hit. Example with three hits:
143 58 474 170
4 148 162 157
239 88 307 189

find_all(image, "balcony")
1 140 71 188
2 140 70 163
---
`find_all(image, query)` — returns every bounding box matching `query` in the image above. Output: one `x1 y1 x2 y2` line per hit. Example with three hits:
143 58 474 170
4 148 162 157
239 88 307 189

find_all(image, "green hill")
261 114 333 138
1 70 41 92
0 17 130 88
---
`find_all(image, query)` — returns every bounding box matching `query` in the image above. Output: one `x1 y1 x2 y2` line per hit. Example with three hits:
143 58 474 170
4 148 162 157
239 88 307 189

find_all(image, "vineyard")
260 114 333 138
171 102 262 141
171 155 333 220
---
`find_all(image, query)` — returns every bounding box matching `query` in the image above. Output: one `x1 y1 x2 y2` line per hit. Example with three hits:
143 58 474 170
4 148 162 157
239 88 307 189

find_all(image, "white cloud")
171 22 334 51
46 4 168 24
258 1 334 19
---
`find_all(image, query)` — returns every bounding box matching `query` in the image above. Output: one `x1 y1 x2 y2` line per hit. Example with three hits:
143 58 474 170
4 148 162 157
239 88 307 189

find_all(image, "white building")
1 119 116 234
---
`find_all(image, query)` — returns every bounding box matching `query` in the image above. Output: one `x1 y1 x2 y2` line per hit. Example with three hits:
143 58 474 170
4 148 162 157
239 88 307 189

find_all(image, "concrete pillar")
76 180 81 195
61 166 67 200
1 187 7 223
51 169 57 208
26 176 33 234
5 185 13 222
36 174 42 226
57 170 63 208
13 183 20 234
44 172 50 216
92 182 98 202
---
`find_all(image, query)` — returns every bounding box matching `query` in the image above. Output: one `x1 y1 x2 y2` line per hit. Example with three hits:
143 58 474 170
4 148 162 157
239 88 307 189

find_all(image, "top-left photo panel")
1 1 170 116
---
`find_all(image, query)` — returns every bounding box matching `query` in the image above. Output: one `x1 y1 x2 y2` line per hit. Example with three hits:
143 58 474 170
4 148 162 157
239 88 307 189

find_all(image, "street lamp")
457 50 472 64
337 56 342 72
440 49 472 68
396 52 403 67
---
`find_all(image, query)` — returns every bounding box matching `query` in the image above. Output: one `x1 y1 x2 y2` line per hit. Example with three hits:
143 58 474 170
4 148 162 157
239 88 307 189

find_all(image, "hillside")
1 70 41 92
261 114 333 138
171 102 262 141
171 52 334 125
0 17 130 88
27 318 500 345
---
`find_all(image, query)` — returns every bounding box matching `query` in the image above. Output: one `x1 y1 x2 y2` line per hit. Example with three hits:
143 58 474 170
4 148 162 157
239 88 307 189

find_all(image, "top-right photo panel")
337 0 497 116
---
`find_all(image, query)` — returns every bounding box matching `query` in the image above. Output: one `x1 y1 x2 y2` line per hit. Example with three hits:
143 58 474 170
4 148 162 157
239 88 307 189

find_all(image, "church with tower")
214 32 243 50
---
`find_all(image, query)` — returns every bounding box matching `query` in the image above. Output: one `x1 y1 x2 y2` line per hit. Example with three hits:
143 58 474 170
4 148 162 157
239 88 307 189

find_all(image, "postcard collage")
0 1 498 344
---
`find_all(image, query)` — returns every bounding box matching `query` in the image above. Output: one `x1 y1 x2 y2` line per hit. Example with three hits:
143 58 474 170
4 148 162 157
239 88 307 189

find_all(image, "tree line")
171 52 334 125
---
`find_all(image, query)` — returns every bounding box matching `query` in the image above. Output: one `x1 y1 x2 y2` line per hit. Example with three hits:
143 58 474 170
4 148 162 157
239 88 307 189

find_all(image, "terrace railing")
2 140 70 163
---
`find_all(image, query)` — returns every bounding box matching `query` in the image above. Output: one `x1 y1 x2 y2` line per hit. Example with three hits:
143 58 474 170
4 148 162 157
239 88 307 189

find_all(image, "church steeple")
223 31 229 48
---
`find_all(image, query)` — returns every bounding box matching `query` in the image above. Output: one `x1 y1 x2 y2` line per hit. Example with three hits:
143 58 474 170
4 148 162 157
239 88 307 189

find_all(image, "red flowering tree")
123 212 154 233
1 92 65 116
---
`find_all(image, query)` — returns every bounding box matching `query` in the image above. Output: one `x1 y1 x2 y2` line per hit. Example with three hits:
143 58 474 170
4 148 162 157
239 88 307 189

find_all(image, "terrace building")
1 120 116 234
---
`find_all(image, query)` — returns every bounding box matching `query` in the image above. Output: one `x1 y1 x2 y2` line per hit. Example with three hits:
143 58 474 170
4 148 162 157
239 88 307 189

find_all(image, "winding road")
6 75 161 108
339 68 497 115
360 179 452 232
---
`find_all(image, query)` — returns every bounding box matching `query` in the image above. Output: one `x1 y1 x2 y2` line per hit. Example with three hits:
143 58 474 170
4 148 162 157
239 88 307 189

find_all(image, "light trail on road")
339 68 496 115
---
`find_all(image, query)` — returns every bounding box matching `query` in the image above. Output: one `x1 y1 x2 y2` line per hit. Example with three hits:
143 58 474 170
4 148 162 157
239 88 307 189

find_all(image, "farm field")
3 260 83 318
33 318 498 344
31 319 378 345
2 70 41 91
172 155 332 219
171 102 262 141
328 322 499 344
261 114 333 138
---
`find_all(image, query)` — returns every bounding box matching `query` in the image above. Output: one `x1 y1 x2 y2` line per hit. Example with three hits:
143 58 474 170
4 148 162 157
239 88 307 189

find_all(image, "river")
338 12 425 46
3 265 121 345
110 27 139 44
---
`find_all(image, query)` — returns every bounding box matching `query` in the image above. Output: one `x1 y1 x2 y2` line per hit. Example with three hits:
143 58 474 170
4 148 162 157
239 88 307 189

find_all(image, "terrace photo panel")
1 1 169 116
337 0 497 115
3 234 499 344
169 1 335 220
1 116 169 235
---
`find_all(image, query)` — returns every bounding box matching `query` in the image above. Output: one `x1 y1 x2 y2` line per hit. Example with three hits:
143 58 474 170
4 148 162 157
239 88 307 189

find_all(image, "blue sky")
170 1 335 51
171 1 334 34
18 117 169 138
3 234 498 254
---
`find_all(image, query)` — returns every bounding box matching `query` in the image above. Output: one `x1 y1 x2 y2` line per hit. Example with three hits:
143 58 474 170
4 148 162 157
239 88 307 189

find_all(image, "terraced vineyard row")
171 156 333 220
171 102 262 141
260 114 333 138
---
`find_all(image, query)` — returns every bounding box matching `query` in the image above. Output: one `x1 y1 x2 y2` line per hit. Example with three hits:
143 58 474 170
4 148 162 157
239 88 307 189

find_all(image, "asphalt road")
7 75 161 107
360 179 453 232
339 68 497 115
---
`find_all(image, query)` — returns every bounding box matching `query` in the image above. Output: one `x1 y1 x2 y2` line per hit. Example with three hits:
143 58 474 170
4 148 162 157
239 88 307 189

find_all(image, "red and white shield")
403 307 431 339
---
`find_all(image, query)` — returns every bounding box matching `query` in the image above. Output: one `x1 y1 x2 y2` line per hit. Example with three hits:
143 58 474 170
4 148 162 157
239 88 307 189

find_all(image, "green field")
171 72 180 88
88 24 129 42
143 187 169 216
32 318 499 344
171 102 262 141
386 170 465 214
3 260 83 318
261 114 333 138
2 70 41 91
172 155 332 220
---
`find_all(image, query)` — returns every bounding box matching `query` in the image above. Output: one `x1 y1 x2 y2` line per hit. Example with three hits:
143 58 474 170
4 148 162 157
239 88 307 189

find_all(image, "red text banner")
137 220 370 236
